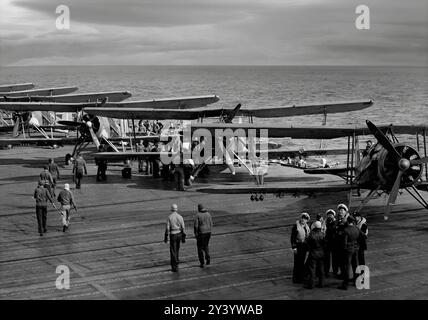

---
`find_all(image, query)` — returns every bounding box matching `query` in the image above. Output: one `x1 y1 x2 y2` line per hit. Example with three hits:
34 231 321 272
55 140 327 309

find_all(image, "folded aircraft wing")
0 86 78 97
198 184 353 194
236 100 374 118
0 83 35 92
0 102 100 112
0 91 132 103
190 123 428 139
106 95 220 109
83 107 225 120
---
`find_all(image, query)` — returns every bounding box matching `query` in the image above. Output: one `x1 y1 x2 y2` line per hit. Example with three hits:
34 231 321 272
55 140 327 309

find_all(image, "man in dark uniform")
324 209 338 277
194 204 213 268
33 180 56 236
334 203 349 279
73 154 87 189
353 212 368 279
47 158 60 196
174 164 185 191
96 159 108 181
39 165 54 196
305 221 326 289
290 212 310 283
338 216 361 290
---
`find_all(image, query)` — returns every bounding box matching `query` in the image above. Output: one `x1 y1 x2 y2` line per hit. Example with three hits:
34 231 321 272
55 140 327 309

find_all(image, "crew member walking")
290 212 310 283
194 204 213 268
48 158 60 196
57 183 77 232
73 154 87 189
164 204 185 272
33 180 56 236
39 165 54 196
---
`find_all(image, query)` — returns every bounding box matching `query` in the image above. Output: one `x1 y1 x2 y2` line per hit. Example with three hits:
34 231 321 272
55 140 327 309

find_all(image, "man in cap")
353 212 368 275
305 221 326 289
33 180 56 236
194 204 213 268
39 165 54 196
164 204 186 272
57 183 77 232
73 153 87 189
47 158 60 196
290 212 310 283
335 204 350 279
324 209 338 277
338 215 361 290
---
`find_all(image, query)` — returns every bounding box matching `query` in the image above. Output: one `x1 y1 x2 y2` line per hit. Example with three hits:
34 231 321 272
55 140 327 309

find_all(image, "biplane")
0 91 373 158
196 120 428 218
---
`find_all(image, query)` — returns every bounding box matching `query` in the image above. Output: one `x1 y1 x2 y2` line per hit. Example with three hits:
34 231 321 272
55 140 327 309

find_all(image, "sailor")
335 203 350 279
47 158 60 196
73 153 87 189
353 212 368 269
194 204 213 268
310 213 326 233
39 165 54 197
305 221 326 289
324 209 338 277
96 159 108 181
174 163 185 191
290 212 310 283
33 180 56 236
164 204 186 272
338 216 361 290
57 183 77 232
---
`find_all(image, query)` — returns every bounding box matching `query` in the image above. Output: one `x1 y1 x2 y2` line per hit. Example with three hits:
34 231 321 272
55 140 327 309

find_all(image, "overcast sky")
0 0 427 66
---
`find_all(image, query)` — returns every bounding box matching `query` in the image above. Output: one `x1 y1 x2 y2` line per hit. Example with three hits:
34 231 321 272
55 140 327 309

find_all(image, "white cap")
171 204 178 211
337 203 348 211
313 221 322 229
64 183 70 191
301 212 310 220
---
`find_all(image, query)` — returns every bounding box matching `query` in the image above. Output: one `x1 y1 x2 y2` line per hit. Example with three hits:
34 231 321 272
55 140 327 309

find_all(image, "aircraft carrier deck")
1 145 428 300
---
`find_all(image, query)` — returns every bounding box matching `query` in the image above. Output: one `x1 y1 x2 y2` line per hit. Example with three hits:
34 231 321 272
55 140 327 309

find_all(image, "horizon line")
1 64 427 68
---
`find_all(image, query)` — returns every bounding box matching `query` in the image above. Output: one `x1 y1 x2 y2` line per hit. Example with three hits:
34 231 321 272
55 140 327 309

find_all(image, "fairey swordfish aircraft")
195 120 428 219
0 95 373 159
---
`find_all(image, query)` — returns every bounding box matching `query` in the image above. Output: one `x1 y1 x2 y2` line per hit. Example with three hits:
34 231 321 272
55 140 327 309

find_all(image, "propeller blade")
366 120 401 161
388 170 404 205
410 157 428 166
225 103 242 123
12 117 20 137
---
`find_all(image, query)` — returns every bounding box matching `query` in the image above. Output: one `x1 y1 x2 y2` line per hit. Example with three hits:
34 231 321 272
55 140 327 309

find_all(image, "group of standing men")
33 157 79 236
164 203 213 272
291 204 368 290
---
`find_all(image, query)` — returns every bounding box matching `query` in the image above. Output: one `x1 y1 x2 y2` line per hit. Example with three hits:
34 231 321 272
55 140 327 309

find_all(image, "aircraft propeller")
366 120 428 219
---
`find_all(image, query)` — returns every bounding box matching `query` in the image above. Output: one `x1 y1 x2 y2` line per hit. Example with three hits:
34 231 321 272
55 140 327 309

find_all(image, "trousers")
169 233 182 271
196 233 211 265
36 205 47 233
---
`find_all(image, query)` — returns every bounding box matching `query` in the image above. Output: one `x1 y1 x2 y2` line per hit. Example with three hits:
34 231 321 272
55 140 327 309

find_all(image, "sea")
1 65 427 151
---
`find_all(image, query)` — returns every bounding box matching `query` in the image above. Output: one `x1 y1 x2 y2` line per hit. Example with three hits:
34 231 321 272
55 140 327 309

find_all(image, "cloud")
0 0 427 66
